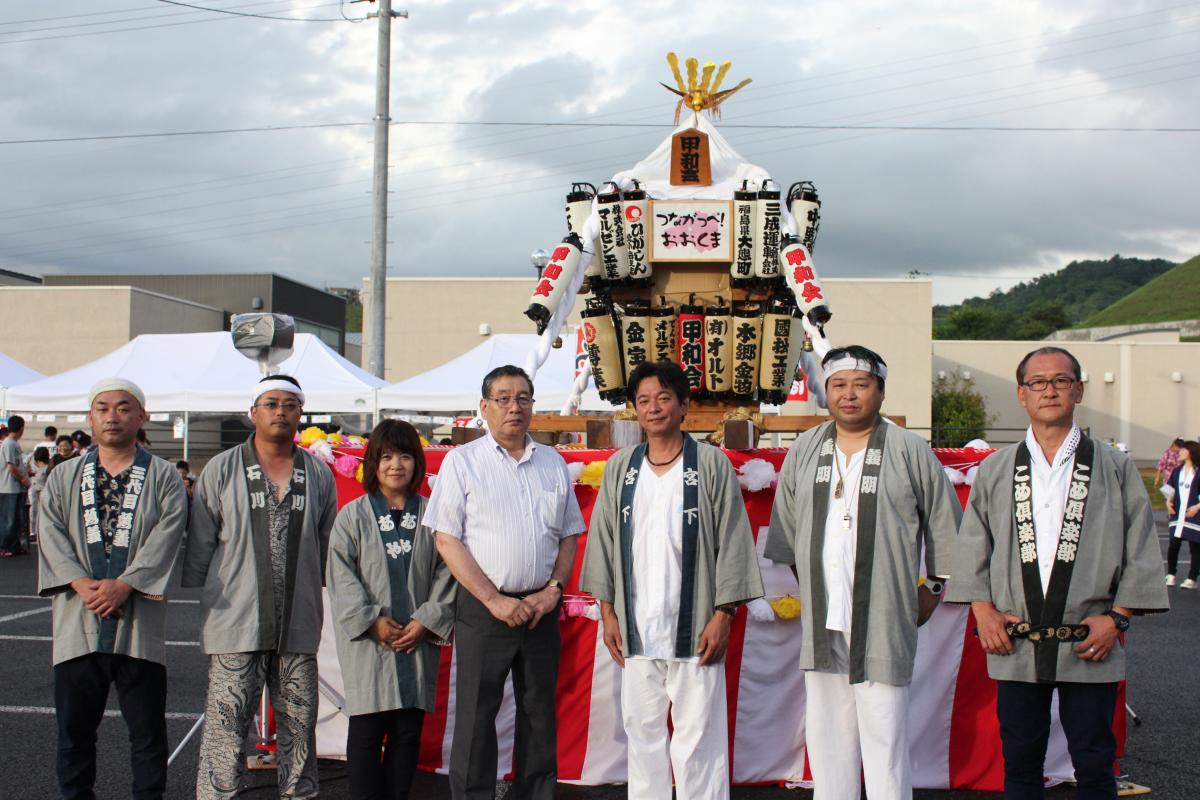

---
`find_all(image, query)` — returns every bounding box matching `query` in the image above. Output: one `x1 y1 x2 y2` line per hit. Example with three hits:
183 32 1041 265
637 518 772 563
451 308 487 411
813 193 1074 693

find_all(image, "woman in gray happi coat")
327 419 456 800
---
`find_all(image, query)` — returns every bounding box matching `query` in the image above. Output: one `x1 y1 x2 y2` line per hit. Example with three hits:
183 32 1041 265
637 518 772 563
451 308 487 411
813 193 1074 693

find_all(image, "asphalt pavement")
0 512 1196 799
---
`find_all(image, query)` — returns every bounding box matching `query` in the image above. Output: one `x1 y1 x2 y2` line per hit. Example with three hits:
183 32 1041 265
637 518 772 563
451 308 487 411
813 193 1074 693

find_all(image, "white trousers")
621 657 730 800
804 669 912 800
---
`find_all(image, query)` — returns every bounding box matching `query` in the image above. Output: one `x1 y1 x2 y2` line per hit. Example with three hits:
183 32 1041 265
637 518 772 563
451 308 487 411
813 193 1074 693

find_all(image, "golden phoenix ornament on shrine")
660 52 752 124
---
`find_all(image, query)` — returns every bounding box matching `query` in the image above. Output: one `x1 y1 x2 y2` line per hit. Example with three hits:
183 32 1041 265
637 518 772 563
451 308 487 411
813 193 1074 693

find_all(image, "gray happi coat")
38 452 188 666
580 440 764 658
182 440 338 655
946 438 1169 683
763 421 961 686
326 495 456 715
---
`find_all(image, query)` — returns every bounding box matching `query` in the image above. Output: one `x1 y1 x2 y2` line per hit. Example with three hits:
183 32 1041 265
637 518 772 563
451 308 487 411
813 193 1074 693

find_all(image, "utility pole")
366 0 406 378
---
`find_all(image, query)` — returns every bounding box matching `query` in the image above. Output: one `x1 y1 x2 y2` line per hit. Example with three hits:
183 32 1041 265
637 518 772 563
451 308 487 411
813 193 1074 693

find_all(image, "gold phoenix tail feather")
661 53 751 123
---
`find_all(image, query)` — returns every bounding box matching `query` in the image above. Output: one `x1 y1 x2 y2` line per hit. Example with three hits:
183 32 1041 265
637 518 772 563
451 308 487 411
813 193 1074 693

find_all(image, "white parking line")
0 635 199 646
0 705 200 720
0 607 52 624
0 595 199 604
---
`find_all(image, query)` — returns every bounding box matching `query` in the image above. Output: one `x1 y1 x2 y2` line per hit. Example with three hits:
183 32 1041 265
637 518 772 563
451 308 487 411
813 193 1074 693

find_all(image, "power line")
0 0 345 43
3 119 1197 147
153 0 347 22
0 0 298 26
0 156 366 222
0 121 367 145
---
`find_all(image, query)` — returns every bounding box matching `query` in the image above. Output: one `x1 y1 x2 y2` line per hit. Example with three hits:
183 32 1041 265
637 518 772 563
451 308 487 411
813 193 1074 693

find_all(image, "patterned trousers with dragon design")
196 652 319 799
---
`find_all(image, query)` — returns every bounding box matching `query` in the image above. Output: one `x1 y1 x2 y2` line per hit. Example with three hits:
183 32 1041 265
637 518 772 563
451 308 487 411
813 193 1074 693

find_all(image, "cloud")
0 0 1195 306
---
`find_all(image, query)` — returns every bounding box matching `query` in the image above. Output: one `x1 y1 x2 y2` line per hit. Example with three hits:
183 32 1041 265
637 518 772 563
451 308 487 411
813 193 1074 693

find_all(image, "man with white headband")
764 345 961 800
184 374 337 799
39 377 188 799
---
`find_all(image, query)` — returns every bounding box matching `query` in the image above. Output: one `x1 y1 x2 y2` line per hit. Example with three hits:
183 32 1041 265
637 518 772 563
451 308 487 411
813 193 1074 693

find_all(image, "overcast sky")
1 0 1197 305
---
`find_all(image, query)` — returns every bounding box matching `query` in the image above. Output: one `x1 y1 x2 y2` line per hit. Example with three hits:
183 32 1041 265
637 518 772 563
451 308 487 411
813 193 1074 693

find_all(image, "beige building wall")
364 276 934 432
785 278 933 432
0 286 223 374
362 277 543 381
933 340 1200 460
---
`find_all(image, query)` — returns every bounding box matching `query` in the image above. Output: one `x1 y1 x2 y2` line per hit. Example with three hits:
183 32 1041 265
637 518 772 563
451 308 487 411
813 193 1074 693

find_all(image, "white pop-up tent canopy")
0 352 44 388
4 332 383 414
0 352 45 417
378 334 607 413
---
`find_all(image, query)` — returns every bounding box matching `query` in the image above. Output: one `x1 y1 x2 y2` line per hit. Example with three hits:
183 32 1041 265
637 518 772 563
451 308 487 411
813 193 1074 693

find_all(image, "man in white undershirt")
581 361 763 800
948 346 1168 799
765 345 961 800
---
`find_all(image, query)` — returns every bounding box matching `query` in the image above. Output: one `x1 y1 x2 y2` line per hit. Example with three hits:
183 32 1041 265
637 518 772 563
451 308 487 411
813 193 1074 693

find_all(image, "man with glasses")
947 346 1168 799
426 365 585 800
764 345 961 800
183 374 338 799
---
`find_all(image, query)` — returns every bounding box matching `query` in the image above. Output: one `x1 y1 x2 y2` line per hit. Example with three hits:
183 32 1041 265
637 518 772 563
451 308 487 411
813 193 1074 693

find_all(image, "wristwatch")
545 579 564 594
1105 610 1130 631
923 578 945 596
715 604 738 617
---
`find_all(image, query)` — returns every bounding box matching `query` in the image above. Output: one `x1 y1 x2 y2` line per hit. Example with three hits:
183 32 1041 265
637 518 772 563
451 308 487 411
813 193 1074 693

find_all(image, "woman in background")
1165 440 1200 589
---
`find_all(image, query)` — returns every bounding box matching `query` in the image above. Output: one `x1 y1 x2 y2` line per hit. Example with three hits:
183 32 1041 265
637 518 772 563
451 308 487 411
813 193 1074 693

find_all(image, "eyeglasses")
1022 376 1076 392
486 394 534 409
255 400 302 413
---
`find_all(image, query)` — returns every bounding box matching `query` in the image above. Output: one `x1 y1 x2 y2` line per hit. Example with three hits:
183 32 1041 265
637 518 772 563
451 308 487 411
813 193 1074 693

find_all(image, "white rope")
799 315 833 409
560 358 593 416
798 348 827 409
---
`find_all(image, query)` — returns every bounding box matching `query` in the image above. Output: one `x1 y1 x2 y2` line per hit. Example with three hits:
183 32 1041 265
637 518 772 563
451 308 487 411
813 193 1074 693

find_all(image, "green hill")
933 255 1175 340
1080 254 1200 328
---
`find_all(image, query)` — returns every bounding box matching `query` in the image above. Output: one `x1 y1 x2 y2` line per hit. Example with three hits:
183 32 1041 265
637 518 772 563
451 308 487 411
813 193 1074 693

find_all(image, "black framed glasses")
1022 376 1075 392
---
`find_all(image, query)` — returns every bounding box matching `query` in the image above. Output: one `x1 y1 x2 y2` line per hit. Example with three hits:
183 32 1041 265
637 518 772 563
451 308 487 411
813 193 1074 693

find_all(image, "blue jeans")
0 492 24 551
996 679 1118 800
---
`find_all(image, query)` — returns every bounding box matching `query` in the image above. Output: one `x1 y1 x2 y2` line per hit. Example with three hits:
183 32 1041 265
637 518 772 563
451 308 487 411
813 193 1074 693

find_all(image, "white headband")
252 378 305 407
823 356 888 381
89 378 146 410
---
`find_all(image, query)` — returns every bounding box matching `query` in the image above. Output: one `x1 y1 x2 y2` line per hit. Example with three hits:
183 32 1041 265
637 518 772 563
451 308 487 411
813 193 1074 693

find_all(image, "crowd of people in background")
0 421 97 557
0 418 198 560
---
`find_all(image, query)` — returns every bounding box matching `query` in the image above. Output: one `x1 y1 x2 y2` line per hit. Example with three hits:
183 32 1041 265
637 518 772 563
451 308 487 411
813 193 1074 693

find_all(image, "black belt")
500 589 539 599
1005 621 1090 643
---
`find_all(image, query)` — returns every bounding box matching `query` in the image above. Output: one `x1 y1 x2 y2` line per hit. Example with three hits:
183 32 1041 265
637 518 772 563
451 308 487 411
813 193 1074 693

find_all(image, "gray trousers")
196 652 319 799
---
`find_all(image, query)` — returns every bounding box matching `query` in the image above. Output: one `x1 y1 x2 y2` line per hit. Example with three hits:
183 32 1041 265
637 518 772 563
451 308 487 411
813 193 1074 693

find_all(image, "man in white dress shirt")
947 347 1168 799
764 345 961 800
426 365 586 800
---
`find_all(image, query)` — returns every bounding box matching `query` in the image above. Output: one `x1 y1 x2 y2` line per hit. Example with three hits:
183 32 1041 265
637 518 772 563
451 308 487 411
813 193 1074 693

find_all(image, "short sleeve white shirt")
423 433 585 593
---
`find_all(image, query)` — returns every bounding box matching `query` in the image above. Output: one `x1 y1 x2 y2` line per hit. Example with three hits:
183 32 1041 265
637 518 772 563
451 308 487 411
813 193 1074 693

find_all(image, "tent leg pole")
183 412 190 460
